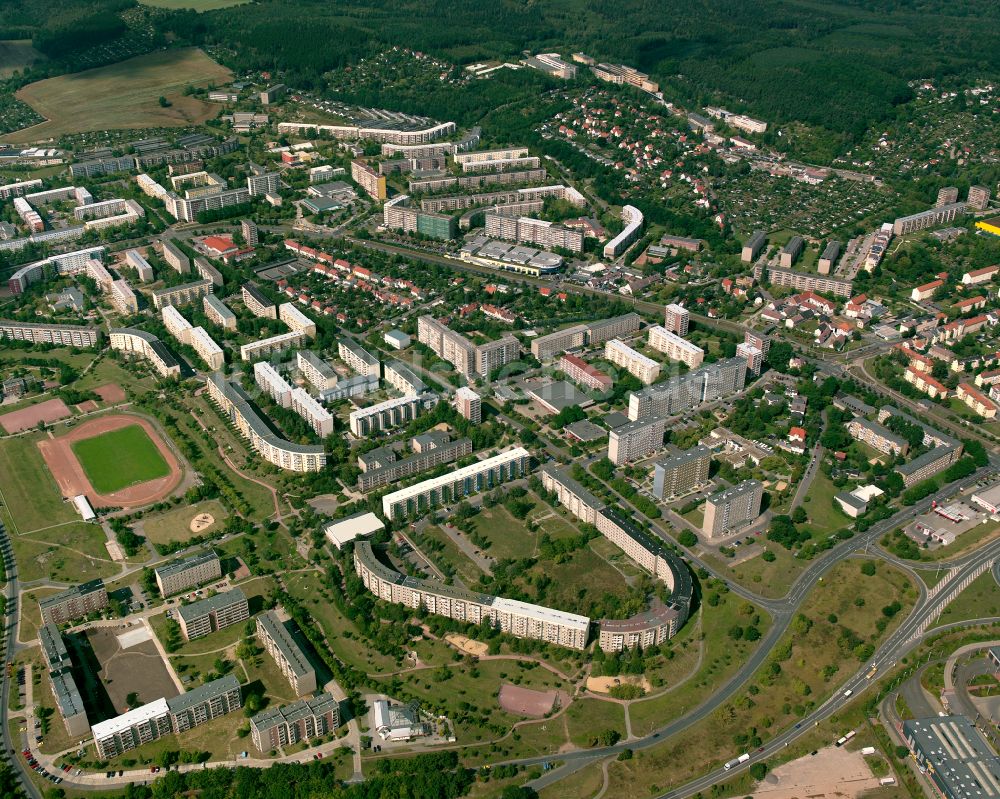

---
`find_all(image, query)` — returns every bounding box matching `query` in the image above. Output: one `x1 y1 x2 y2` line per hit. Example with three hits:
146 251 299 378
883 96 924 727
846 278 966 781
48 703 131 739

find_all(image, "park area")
142 500 228 547
2 48 232 142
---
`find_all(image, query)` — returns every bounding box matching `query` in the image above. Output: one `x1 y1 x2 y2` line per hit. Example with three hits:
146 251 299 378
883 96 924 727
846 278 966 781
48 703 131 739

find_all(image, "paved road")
505 466 990 792
0 522 43 799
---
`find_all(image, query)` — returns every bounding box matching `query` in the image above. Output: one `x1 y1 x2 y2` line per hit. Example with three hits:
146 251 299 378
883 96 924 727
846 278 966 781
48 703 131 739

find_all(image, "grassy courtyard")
72 424 170 493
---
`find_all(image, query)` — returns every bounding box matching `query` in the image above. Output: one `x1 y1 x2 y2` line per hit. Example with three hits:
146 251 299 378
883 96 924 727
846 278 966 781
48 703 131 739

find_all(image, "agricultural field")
71 423 170 493
2 48 232 143
0 40 45 78
0 432 77 535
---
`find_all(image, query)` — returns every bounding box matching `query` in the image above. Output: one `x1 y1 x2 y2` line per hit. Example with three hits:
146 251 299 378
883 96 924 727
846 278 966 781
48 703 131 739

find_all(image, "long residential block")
154 550 222 597
647 326 704 368
176 588 249 640
39 579 108 625
0 320 100 348
109 328 180 379
256 610 316 697
250 693 340 752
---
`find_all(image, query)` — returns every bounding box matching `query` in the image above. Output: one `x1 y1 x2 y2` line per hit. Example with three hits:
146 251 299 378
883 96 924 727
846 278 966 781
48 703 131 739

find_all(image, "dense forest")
3 0 1000 142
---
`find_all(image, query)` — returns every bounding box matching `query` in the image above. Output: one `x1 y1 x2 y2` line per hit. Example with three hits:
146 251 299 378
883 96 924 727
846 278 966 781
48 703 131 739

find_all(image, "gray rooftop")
707 479 762 506
257 611 315 679
655 445 712 473
898 445 958 477
38 579 105 611
902 716 1000 799
155 549 219 580
166 674 240 714
50 670 87 720
251 692 339 731
39 624 70 671
176 587 247 624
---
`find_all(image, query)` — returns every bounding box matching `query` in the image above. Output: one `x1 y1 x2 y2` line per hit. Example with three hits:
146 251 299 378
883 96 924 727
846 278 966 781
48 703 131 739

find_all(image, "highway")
501 466 992 791
0 521 42 799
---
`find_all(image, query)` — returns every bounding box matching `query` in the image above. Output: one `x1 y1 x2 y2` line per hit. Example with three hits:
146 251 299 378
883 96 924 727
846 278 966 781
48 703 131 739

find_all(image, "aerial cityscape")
1 2 1000 799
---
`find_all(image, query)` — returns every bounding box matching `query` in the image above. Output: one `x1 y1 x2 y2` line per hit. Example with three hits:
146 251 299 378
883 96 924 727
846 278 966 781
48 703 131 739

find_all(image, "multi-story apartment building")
703 480 763 538
381 447 530 520
207 373 327 471
154 550 222 597
957 383 998 419
193 257 223 287
350 159 387 201
559 354 612 391
291 386 334 436
246 171 280 197
338 340 381 377
484 213 584 253
279 303 316 338
663 303 689 335
164 184 250 223
257 610 317 696
530 324 588 360
109 328 181 379
92 676 241 758
297 350 339 392
454 386 481 424
203 294 237 330
761 265 853 298
254 360 292 406
177 588 249 640
586 313 642 346
250 693 340 752
240 331 305 362
355 540 590 650
358 436 473 492
150 279 214 310
39 579 108 625
893 202 965 235
49 669 89 737
818 240 841 274
647 326 704 368
968 185 991 212
733 339 763 375
603 205 643 259
0 320 100 348
417 316 519 379
652 445 712 499
628 357 747 421
779 236 804 267
349 394 433 437
0 178 42 199
846 417 908 456
608 416 667 465
162 304 193 344
242 282 276 319
384 360 426 396
125 249 154 282
109 279 139 315
382 195 457 241
279 120 456 146
897 446 962 487
937 187 959 206
161 240 190 274
185 327 223 370
39 624 73 674
605 339 660 384
475 335 521 380
591 62 658 93
242 219 259 246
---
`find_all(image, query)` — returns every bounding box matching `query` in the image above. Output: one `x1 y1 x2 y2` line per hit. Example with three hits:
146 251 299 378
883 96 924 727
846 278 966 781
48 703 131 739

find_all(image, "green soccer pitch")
71 424 171 494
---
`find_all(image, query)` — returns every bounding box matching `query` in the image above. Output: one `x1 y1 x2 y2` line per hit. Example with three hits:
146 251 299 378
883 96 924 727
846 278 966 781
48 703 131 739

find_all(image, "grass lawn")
564 699 626 747
601 558 916 797
19 588 60 644
139 0 248 8
420 525 486 586
470 506 537 560
0 432 77 534
935 570 1000 627
142 500 228 546
703 542 805 599
538 762 606 799
798 469 850 536
72 423 170 494
3 48 232 143
13 522 118 583
0 40 45 78
283 570 400 674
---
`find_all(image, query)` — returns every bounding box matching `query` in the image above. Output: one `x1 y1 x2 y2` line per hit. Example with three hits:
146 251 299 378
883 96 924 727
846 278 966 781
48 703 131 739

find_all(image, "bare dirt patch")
446 633 489 657
586 675 652 694
0 397 71 433
190 512 215 533
75 400 99 414
499 683 562 717
94 384 127 404
752 745 881 799
37 413 182 508
86 624 180 715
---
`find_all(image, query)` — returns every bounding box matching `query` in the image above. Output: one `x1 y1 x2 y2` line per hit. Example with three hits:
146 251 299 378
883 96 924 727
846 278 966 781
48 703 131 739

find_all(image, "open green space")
936 570 1000 628
71 423 170 494
467 505 538 561
142 500 228 546
0 432 77 534
12 522 118 583
420 525 486 587
797 469 850 536
602 558 916 796
703 541 803 599
3 48 233 143
19 588 60 644
0 40 45 78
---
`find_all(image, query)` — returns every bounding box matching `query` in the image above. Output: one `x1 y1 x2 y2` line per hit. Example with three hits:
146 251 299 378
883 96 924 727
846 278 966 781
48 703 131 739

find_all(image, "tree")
678 530 698 547
158 96 171 108
791 506 807 524
749 762 768 780
860 561 876 576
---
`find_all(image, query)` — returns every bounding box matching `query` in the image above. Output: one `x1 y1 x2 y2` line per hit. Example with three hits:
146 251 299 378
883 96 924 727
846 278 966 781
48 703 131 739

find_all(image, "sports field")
71 424 171 494
0 433 76 535
2 48 232 143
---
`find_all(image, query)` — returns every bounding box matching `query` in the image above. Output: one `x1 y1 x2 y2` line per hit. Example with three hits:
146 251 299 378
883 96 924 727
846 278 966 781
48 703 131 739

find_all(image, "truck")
835 730 856 747
724 753 750 770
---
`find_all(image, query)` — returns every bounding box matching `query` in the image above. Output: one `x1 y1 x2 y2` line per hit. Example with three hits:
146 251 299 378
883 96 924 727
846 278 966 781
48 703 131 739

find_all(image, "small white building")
73 494 96 521
323 512 385 550
384 329 411 350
